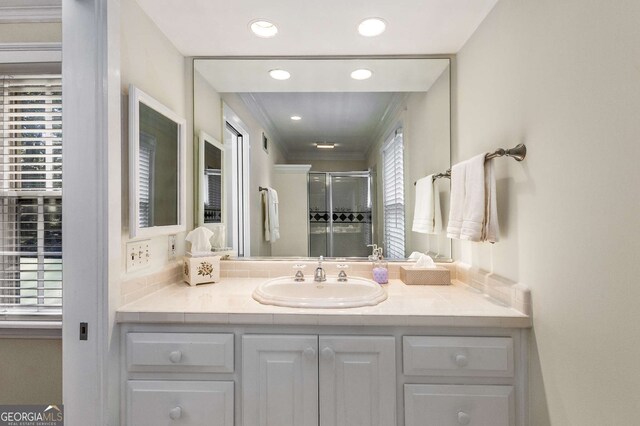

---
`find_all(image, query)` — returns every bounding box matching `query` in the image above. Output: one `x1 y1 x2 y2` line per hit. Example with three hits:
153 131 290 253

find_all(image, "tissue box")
183 255 221 286
400 266 450 286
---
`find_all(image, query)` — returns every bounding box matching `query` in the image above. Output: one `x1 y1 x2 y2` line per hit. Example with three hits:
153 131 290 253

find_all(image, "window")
382 129 405 259
0 73 62 320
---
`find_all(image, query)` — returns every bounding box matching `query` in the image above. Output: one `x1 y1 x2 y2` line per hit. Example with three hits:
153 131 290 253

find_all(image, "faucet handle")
337 264 349 282
292 264 307 282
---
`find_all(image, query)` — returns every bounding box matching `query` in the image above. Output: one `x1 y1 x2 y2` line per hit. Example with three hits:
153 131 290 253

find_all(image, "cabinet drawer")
403 336 513 377
127 380 234 426
404 384 514 426
127 333 234 373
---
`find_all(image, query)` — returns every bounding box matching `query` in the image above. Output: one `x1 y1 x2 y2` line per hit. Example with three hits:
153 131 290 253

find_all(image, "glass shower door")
329 173 372 257
308 172 373 258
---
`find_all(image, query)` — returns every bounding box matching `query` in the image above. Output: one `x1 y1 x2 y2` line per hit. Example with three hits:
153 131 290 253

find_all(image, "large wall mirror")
193 58 451 260
129 85 186 238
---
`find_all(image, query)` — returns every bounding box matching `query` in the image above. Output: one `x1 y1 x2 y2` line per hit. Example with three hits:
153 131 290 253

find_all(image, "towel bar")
413 143 527 185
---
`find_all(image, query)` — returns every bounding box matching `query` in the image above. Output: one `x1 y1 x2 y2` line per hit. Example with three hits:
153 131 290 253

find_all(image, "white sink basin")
253 276 387 309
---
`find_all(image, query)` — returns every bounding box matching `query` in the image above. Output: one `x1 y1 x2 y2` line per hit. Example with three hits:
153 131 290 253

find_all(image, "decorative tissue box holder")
183 255 221 286
400 266 451 286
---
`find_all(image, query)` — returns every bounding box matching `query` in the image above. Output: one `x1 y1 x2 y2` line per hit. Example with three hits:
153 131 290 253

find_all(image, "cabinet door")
319 336 396 426
127 380 233 426
242 335 318 426
404 384 514 426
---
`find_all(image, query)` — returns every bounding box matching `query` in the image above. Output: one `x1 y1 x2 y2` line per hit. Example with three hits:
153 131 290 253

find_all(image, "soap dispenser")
371 247 389 285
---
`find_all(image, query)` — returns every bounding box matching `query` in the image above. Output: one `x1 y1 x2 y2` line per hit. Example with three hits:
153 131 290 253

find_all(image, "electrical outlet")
168 235 177 260
126 240 151 272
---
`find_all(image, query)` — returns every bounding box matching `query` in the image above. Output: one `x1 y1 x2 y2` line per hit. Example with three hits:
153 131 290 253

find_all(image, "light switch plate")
168 235 177 260
126 240 151 272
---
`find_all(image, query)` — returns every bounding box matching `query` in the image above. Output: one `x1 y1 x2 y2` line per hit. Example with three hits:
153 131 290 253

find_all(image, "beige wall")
0 23 61 43
272 167 310 256
454 1 640 424
120 0 191 279
194 69 223 141
0 22 63 406
0 339 62 404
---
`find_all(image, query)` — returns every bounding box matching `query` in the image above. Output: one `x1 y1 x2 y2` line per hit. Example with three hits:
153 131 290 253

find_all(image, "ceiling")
194 59 450 92
164 0 485 160
135 0 498 56
241 92 405 159
196 58 449 158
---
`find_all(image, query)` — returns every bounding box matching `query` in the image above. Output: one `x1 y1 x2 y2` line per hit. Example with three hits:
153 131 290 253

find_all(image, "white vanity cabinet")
120 326 527 426
242 335 396 426
122 332 235 426
403 336 518 426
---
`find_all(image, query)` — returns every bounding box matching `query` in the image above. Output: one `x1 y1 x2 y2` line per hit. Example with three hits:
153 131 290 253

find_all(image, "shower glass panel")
309 172 372 258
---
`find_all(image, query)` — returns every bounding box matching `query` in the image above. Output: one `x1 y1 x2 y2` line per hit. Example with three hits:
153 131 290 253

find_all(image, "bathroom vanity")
117 269 530 426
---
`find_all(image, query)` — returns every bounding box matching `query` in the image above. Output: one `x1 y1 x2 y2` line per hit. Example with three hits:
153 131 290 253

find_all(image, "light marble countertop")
116 277 531 328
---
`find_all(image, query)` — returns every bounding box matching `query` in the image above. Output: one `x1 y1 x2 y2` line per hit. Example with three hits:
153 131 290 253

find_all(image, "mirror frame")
197 130 225 228
129 84 187 239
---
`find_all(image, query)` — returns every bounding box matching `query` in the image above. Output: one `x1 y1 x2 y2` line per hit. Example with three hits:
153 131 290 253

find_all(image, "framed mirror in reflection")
198 131 224 225
129 84 186 239
194 58 452 260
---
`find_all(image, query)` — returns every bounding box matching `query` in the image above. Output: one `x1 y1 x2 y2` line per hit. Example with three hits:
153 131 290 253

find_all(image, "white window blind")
138 133 155 228
382 130 405 259
0 74 62 319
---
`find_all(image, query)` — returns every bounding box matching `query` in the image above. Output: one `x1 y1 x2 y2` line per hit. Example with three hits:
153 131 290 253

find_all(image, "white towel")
263 188 280 242
460 153 487 241
446 161 467 239
412 175 442 234
483 159 499 243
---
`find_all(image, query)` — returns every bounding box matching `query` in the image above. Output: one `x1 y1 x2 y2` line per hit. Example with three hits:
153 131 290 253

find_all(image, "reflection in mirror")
194 58 451 260
198 132 223 225
129 85 186 239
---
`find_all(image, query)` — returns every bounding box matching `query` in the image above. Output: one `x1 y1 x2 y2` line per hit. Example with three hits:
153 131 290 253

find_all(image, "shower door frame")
310 171 374 258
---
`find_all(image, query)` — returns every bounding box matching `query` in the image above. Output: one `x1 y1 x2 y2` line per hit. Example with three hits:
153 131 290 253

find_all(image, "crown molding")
273 164 312 174
237 93 290 158
0 1 62 23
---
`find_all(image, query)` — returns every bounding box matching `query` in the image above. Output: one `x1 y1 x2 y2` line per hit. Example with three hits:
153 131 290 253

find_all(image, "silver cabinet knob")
321 347 335 361
454 353 468 367
303 347 316 360
457 411 470 425
169 350 182 363
169 406 182 420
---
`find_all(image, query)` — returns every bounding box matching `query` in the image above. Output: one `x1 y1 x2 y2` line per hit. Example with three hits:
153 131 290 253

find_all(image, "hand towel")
482 159 499 243
446 161 467 239
263 188 280 242
412 175 442 234
460 153 487 241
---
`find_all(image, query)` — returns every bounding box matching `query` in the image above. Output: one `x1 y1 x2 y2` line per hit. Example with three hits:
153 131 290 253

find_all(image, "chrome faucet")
314 256 326 282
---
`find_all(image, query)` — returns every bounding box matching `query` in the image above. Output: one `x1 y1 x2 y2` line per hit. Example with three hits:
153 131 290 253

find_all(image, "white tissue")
185 226 214 256
408 251 423 260
412 253 437 269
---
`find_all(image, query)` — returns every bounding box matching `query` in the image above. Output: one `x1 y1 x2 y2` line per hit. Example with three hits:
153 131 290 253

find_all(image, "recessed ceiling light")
290 115 302 121
350 69 373 80
358 18 386 37
316 142 335 149
269 69 291 80
249 20 278 38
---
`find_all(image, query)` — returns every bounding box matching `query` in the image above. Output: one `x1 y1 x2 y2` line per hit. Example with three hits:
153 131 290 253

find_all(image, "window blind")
0 74 62 319
382 130 405 259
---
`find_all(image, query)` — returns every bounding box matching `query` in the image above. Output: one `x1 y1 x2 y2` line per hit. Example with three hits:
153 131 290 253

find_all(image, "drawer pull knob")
303 347 316 360
457 411 470 425
454 354 468 367
169 350 182 363
321 347 335 361
169 406 182 420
